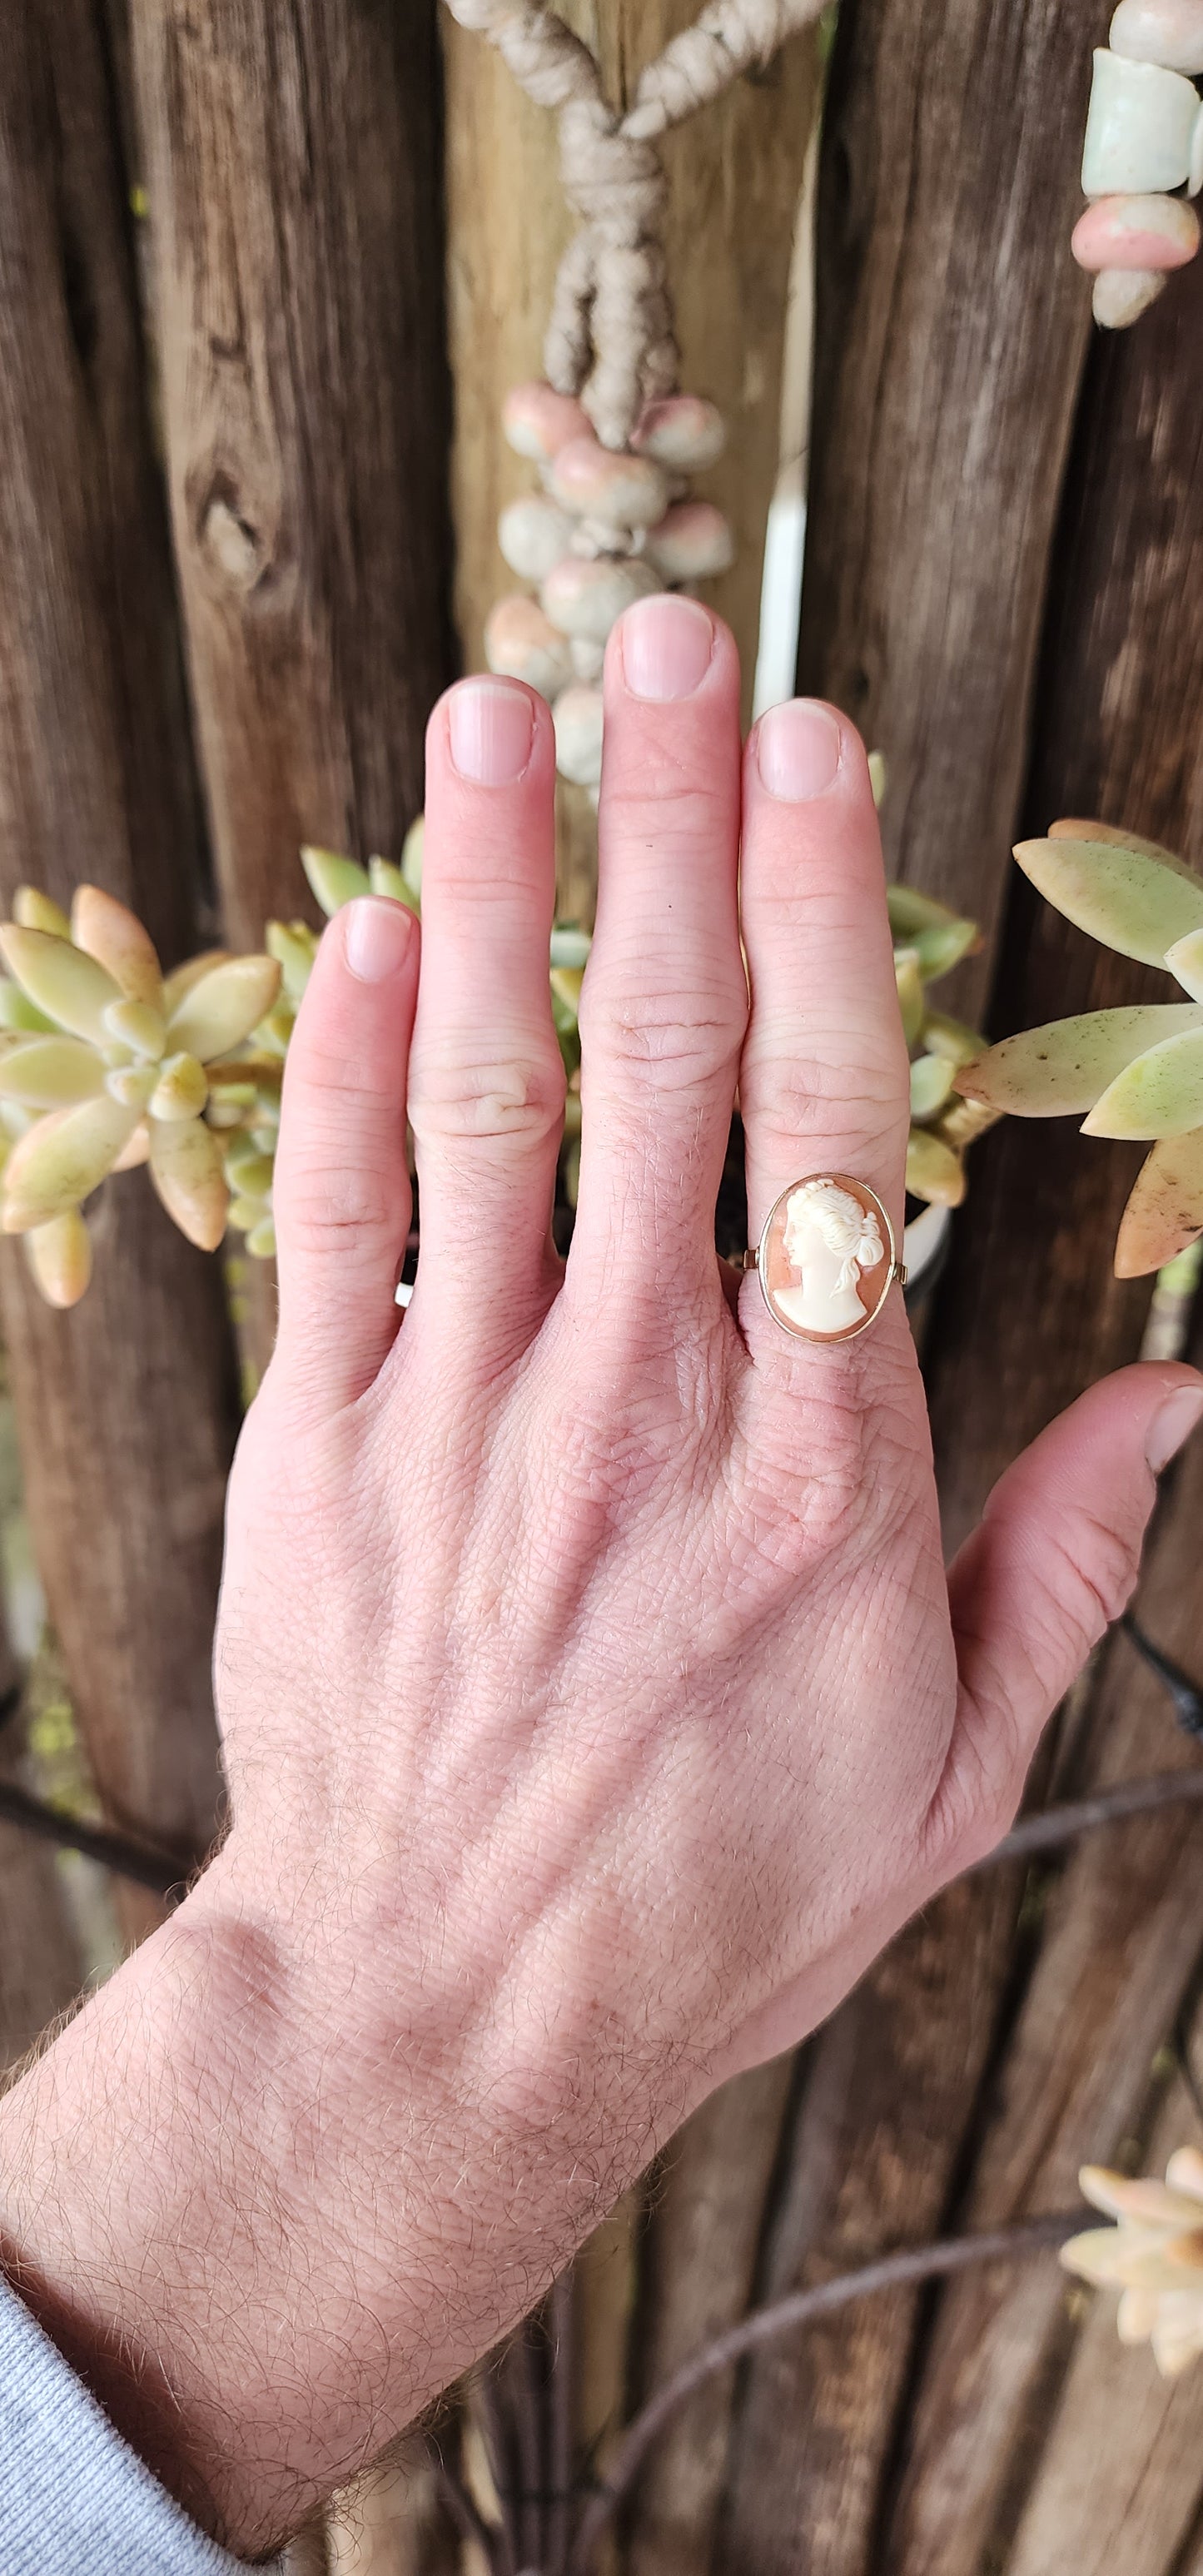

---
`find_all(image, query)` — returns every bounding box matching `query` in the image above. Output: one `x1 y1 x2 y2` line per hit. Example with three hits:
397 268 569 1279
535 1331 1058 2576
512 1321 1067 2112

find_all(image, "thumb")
271 896 420 1420
939 1362 1203 1861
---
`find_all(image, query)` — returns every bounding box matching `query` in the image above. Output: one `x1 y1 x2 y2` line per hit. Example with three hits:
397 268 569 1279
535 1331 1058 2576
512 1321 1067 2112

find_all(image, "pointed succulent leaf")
957 1007 1203 1116
912 918 979 980
1115 1131 1203 1277
102 997 166 1060
13 888 72 938
228 1191 266 1231
70 885 162 1004
368 856 420 913
1060 2227 1162 2286
937 1096 1002 1151
1049 817 1197 876
246 1214 276 1259
105 1062 157 1113
549 924 592 970
148 1052 208 1122
887 884 963 938
923 1010 987 1067
400 814 425 898
906 1127 966 1208
0 1037 105 1109
1166 2150 1203 2202
0 980 55 1035
867 751 887 810
1 1092 139 1231
1083 1026 1203 1140
1166 929 1203 1002
0 926 123 1042
301 845 370 917
148 1116 229 1251
257 1000 296 1057
895 947 925 1049
225 1151 273 1201
111 1123 150 1173
1015 838 1203 966
223 1131 270 1182
25 1208 92 1309
910 1056 956 1121
167 954 281 1060
266 920 319 1002
1080 2168 1203 2225
161 949 232 1014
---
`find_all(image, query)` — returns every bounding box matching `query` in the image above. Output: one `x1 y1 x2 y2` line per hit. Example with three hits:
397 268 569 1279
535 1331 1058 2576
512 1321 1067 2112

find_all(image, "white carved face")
760 1175 892 1343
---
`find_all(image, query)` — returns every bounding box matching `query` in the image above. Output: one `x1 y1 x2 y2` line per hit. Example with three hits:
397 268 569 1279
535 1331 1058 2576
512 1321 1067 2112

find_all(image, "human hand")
2 596 1199 2554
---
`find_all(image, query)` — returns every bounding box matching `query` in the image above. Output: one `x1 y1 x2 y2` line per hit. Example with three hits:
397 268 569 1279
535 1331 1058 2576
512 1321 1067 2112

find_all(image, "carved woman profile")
775 1178 886 1336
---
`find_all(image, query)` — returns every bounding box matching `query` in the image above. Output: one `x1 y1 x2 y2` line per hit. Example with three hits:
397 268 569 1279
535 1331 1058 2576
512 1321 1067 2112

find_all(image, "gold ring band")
743 1175 902 1344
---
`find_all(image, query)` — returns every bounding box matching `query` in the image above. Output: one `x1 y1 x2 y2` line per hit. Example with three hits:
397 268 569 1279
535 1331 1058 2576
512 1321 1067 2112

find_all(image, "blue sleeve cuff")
0 2273 284 2574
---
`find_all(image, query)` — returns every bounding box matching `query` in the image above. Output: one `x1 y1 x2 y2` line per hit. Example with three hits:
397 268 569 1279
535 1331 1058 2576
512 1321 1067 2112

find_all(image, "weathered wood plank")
1003 2047 1203 2576
795 0 1095 1027
0 2 238 1934
127 0 455 951
627 2059 795 2576
442 0 818 915
882 1415 1203 2576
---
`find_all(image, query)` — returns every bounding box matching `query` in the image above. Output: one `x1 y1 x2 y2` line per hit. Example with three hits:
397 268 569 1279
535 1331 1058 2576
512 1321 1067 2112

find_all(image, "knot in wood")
201 494 266 594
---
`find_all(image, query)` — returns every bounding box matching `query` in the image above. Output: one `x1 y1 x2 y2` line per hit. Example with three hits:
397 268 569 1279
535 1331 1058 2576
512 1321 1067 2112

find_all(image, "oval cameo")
758 1173 896 1344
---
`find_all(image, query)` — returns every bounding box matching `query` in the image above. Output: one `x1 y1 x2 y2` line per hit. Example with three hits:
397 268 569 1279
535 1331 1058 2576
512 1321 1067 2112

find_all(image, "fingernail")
1146 1381 1203 1473
620 594 714 702
343 897 415 984
447 678 534 784
757 699 843 801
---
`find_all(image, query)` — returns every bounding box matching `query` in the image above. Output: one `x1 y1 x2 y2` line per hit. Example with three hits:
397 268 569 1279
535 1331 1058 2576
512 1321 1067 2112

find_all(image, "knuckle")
281 1156 400 1257
742 1046 905 1159
409 1046 565 1146
582 968 745 1092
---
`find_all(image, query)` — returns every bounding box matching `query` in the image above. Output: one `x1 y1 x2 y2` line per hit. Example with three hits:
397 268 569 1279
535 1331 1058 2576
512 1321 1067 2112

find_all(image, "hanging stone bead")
553 685 606 789
1091 262 1171 322
498 495 577 582
547 439 669 531
645 500 735 583
1081 49 1203 196
541 554 661 644
1071 189 1201 266
1110 0 1203 72
502 381 592 465
484 594 575 700
631 395 727 472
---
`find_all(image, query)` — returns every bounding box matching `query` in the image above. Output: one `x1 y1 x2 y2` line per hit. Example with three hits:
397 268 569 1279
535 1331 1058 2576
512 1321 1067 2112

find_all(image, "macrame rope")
442 0 825 447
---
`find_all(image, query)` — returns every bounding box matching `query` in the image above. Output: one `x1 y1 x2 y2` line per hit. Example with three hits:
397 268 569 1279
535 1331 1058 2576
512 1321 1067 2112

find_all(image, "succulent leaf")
105 1062 157 1113
111 1123 150 1173
910 1055 956 1121
13 888 72 938
25 1208 92 1309
161 950 232 1014
1047 818 1191 868
301 846 370 917
400 815 425 898
1166 928 1203 1002
0 926 123 1043
923 1010 988 1068
0 1037 105 1109
911 918 979 980
1 1092 140 1231
166 955 281 1060
367 857 420 913
957 1006 1203 1116
905 1127 966 1208
246 1215 276 1259
1014 838 1203 967
266 921 319 1002
70 886 162 1004
1083 1027 1203 1140
887 886 964 940
550 924 592 970
149 1052 209 1122
1116 1130 1203 1277
0 981 55 1035
148 1116 229 1251
102 997 167 1060
895 948 925 1049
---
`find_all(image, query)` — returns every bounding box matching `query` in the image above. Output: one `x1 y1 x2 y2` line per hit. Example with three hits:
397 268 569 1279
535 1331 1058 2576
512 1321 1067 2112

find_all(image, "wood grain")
127 0 455 949
796 0 1095 1027
0 2 237 1933
928 246 1203 1551
441 0 819 915
883 1420 1203 2575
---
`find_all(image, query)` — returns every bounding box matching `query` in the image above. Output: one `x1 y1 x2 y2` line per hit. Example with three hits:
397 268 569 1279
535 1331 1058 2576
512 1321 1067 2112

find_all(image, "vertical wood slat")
0 3 238 1935
441 0 819 918
127 0 455 953
714 0 1100 2563
883 1420 1203 2574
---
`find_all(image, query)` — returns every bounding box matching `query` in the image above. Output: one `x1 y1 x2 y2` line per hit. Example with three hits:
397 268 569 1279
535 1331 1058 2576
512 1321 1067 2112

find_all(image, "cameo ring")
741 1174 906 1345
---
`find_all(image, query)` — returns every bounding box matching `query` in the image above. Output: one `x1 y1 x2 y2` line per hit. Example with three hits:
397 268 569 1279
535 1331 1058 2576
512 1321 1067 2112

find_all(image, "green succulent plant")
956 820 1203 1278
888 888 995 1209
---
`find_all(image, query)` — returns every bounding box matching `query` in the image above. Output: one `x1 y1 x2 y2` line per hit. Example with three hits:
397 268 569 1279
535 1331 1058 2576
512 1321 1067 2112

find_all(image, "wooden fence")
0 3 1201 2571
